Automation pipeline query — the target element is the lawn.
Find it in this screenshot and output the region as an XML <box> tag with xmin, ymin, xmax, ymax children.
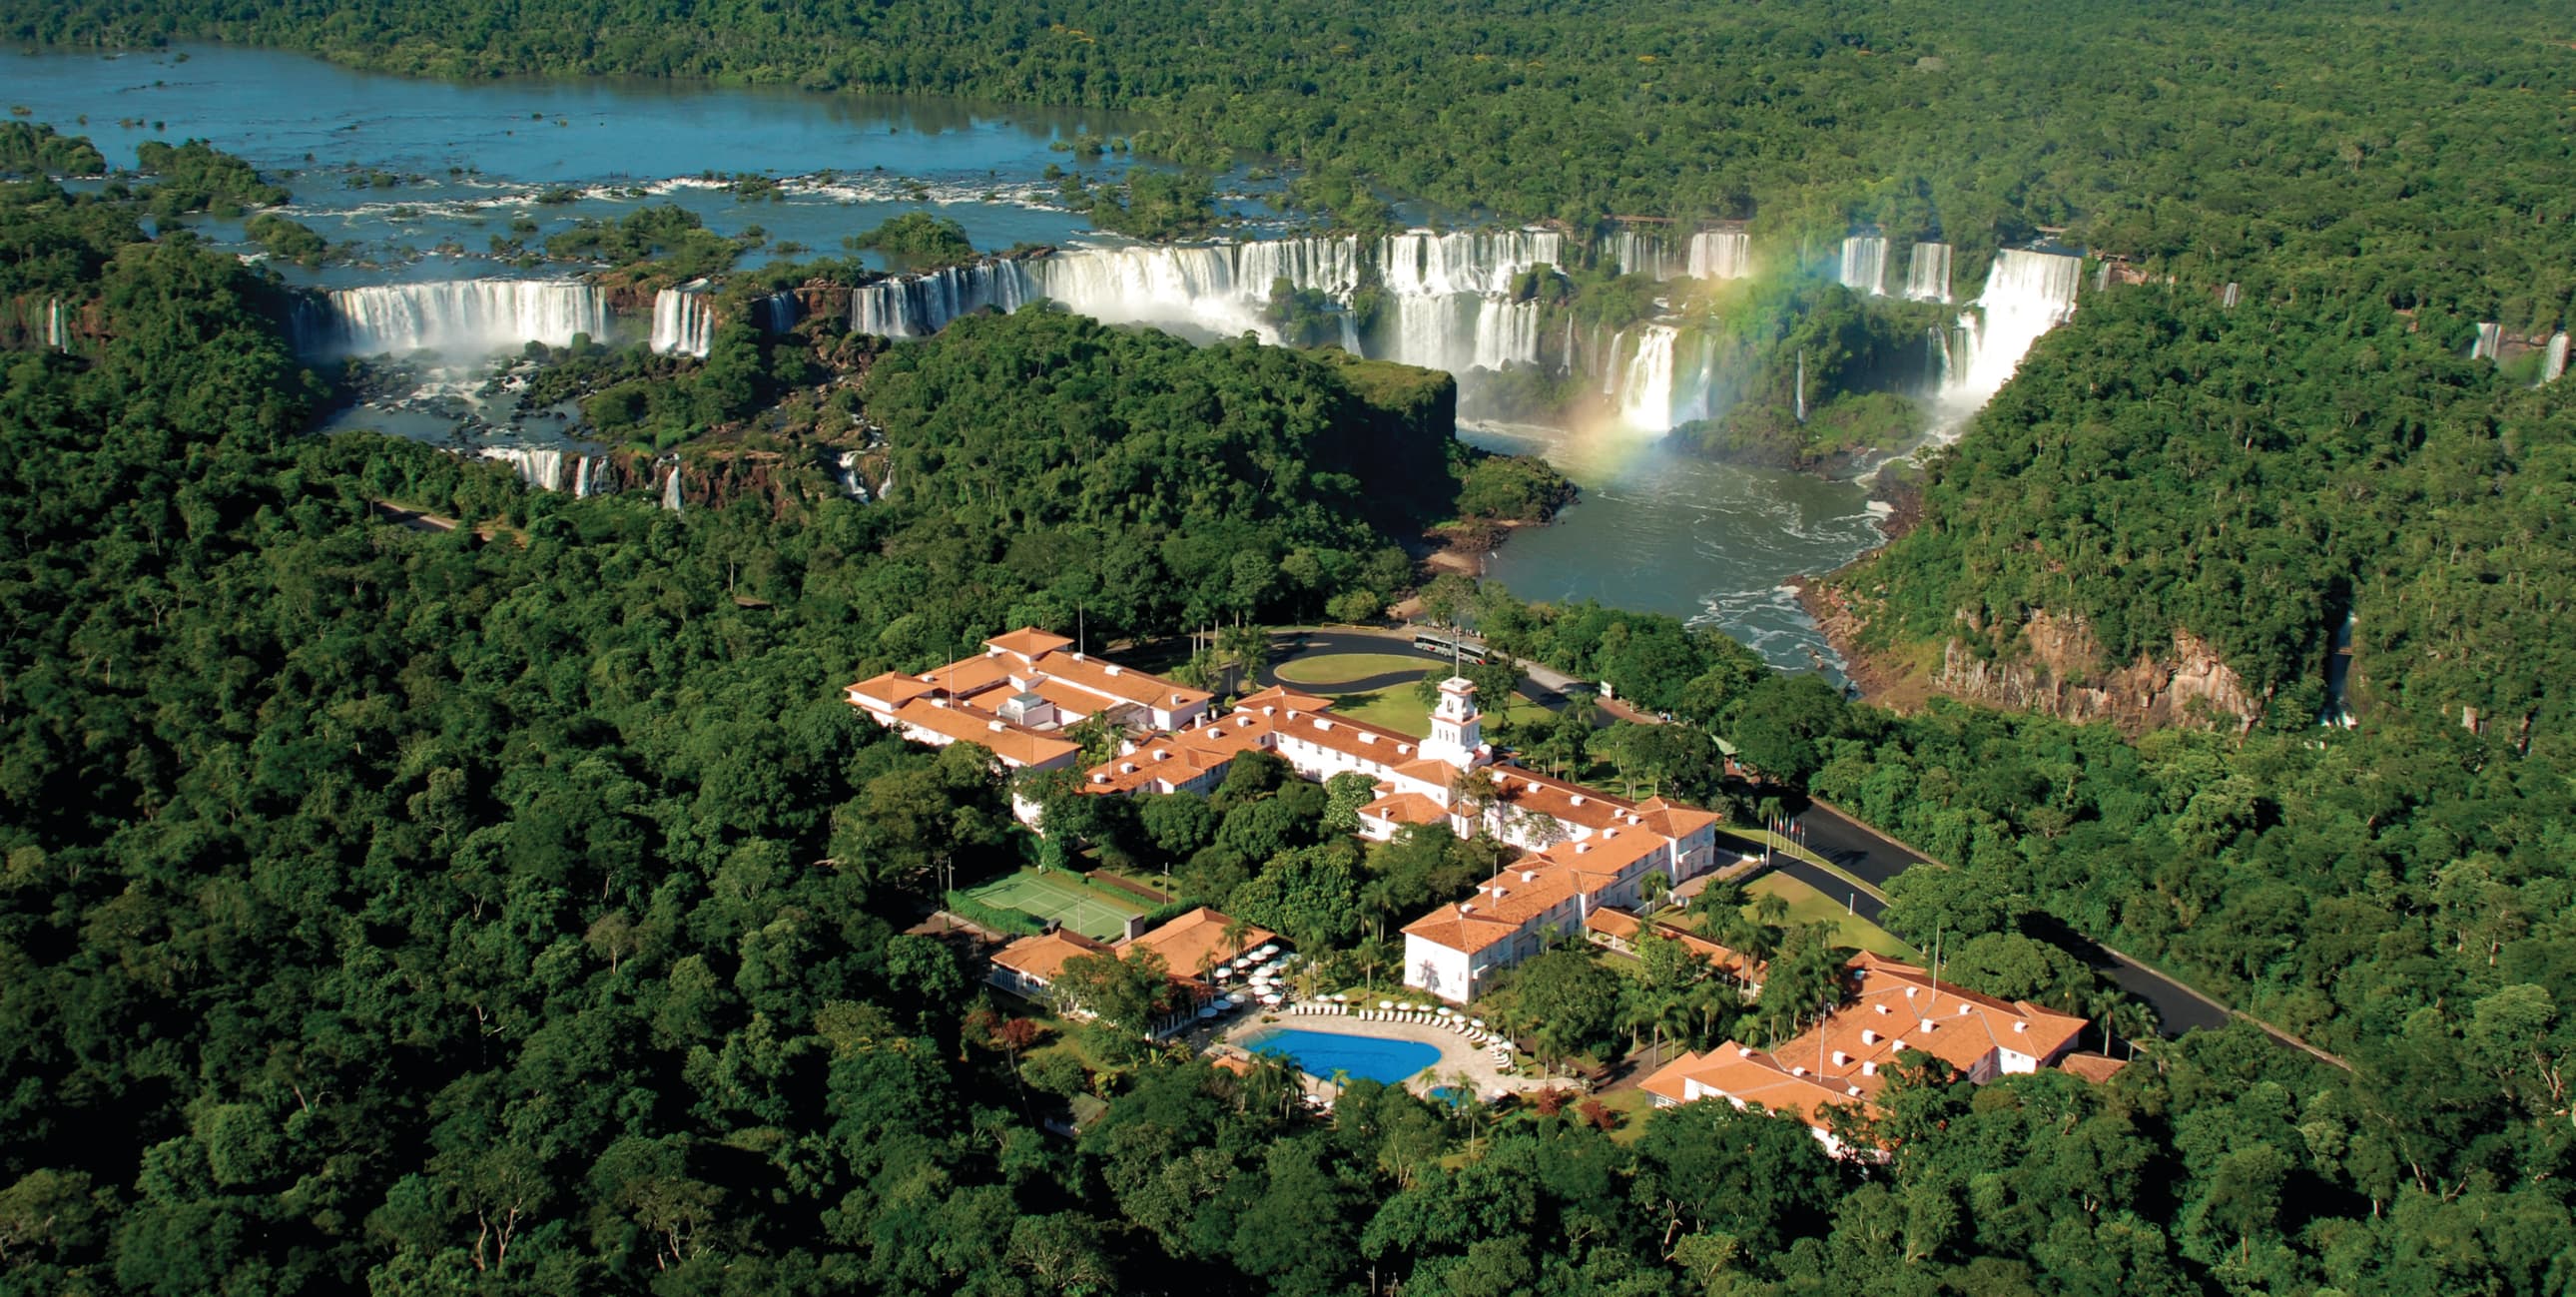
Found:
<box><xmin>962</xmin><ymin>868</ymin><xmax>1146</xmax><ymax>942</ymax></box>
<box><xmin>1744</xmin><ymin>872</ymin><xmax>1916</xmax><ymax>959</ymax></box>
<box><xmin>1272</xmin><ymin>653</ymin><xmax>1443</xmax><ymax>687</ymax></box>
<box><xmin>1327</xmin><ymin>686</ymin><xmax>1554</xmax><ymax>740</ymax></box>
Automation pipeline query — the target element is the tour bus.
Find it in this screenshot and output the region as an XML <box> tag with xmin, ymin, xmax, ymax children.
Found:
<box><xmin>1410</xmin><ymin>627</ymin><xmax>1487</xmax><ymax>666</ymax></box>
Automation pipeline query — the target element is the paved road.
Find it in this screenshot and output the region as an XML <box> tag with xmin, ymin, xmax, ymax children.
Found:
<box><xmin>1787</xmin><ymin>800</ymin><xmax>2230</xmax><ymax>1036</ymax></box>
<box><xmin>1269</xmin><ymin>627</ymin><xmax>2236</xmax><ymax>1039</ymax></box>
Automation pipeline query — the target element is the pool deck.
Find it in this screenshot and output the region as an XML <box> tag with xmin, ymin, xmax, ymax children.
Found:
<box><xmin>1210</xmin><ymin>1010</ymin><xmax>1561</xmax><ymax>1104</ymax></box>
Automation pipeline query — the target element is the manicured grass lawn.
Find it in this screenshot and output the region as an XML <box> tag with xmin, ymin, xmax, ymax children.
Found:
<box><xmin>1273</xmin><ymin>653</ymin><xmax>1441</xmax><ymax>686</ymax></box>
<box><xmin>1327</xmin><ymin>686</ymin><xmax>1553</xmax><ymax>739</ymax></box>
<box><xmin>1744</xmin><ymin>873</ymin><xmax>1917</xmax><ymax>959</ymax></box>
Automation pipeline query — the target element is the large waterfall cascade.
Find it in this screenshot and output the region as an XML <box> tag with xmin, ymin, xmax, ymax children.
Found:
<box><xmin>651</xmin><ymin>280</ymin><xmax>717</xmax><ymax>356</ymax></box>
<box><xmin>1601</xmin><ymin>231</ymin><xmax>1674</xmax><ymax>281</ymax></box>
<box><xmin>483</xmin><ymin>446</ymin><xmax>619</xmax><ymax>497</ymax></box>
<box><xmin>846</xmin><ymin>231</ymin><xmax>1557</xmax><ymax>377</ymax></box>
<box><xmin>1838</xmin><ymin>236</ymin><xmax>1889</xmax><ymax>297</ymax></box>
<box><xmin>303</xmin><ymin>280</ymin><xmax>610</xmax><ymax>356</ymax></box>
<box><xmin>661</xmin><ymin>459</ymin><xmax>683</xmax><ymax>512</ymax></box>
<box><xmin>1936</xmin><ymin>248</ymin><xmax>2085</xmax><ymax>423</ymax></box>
<box><xmin>2471</xmin><ymin>323</ymin><xmax>2503</xmax><ymax>361</ymax></box>
<box><xmin>1685</xmin><ymin>231</ymin><xmax>1753</xmax><ymax>282</ymax></box>
<box><xmin>2545</xmin><ymin>332</ymin><xmax>2570</xmax><ymax>384</ymax></box>
<box><xmin>1903</xmin><ymin>243</ymin><xmax>1953</xmax><ymax>305</ymax></box>
<box><xmin>851</xmin><ymin>260</ymin><xmax>1036</xmax><ymax>337</ymax></box>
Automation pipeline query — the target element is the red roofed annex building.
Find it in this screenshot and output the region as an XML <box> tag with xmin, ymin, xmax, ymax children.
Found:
<box><xmin>988</xmin><ymin>907</ymin><xmax>1278</xmax><ymax>1037</ymax></box>
<box><xmin>1638</xmin><ymin>952</ymin><xmax>2091</xmax><ymax>1157</ymax></box>
<box><xmin>846</xmin><ymin>628</ymin><xmax>1215</xmax><ymax>815</ymax></box>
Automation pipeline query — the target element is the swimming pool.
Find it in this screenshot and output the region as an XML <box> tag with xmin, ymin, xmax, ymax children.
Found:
<box><xmin>1243</xmin><ymin>1028</ymin><xmax>1443</xmax><ymax>1086</ymax></box>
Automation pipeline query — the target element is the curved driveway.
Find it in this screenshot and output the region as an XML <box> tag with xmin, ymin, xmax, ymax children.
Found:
<box><xmin>1267</xmin><ymin>626</ymin><xmax>2237</xmax><ymax>1039</ymax></box>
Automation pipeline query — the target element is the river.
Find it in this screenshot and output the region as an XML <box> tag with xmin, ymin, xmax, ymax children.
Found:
<box><xmin>9</xmin><ymin>44</ymin><xmax>1893</xmax><ymax>672</ymax></box>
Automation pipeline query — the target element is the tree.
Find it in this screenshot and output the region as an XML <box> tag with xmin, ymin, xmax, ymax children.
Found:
<box><xmin>1507</xmin><ymin>950</ymin><xmax>1620</xmax><ymax>1068</ymax></box>
<box><xmin>1054</xmin><ymin>948</ymin><xmax>1178</xmax><ymax>1034</ymax></box>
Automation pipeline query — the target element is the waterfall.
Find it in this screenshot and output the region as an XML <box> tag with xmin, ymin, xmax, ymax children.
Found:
<box><xmin>2545</xmin><ymin>332</ymin><xmax>2570</xmax><ymax>383</ymax></box>
<box><xmin>1031</xmin><ymin>244</ymin><xmax>1265</xmax><ymax>337</ymax></box>
<box><xmin>303</xmin><ymin>280</ymin><xmax>609</xmax><ymax>356</ymax></box>
<box><xmin>44</xmin><ymin>298</ymin><xmax>66</xmax><ymax>350</ymax></box>
<box><xmin>1686</xmin><ymin>231</ymin><xmax>1751</xmax><ymax>281</ymax></box>
<box><xmin>1601</xmin><ymin>231</ymin><xmax>1672</xmax><ymax>280</ymax></box>
<box><xmin>651</xmin><ymin>281</ymin><xmax>716</xmax><ymax>356</ymax></box>
<box><xmin>2471</xmin><ymin>323</ymin><xmax>2502</xmax><ymax>361</ymax></box>
<box><xmin>836</xmin><ymin>449</ymin><xmax>871</xmax><ymax>501</ymax></box>
<box><xmin>1562</xmin><ymin>315</ymin><xmax>1577</xmax><ymax>373</ymax></box>
<box><xmin>1234</xmin><ymin>236</ymin><xmax>1365</xmax><ymax>298</ymax></box>
<box><xmin>2222</xmin><ymin>283</ymin><xmax>2242</xmax><ymax>310</ymax></box>
<box><xmin>1470</xmin><ymin>301</ymin><xmax>1543</xmax><ymax>371</ymax></box>
<box><xmin>483</xmin><ymin>446</ymin><xmax>568</xmax><ymax>491</ymax></box>
<box><xmin>1670</xmin><ymin>332</ymin><xmax>1718</xmax><ymax>425</ymax></box>
<box><xmin>753</xmin><ymin>291</ymin><xmax>801</xmax><ymax>333</ymax></box>
<box><xmin>842</xmin><ymin>232</ymin><xmax>1555</xmax><ymax>380</ymax></box>
<box><xmin>851</xmin><ymin>262</ymin><xmax>1036</xmax><ymax>336</ymax></box>
<box><xmin>1838</xmin><ymin>236</ymin><xmax>1888</xmax><ymax>297</ymax></box>
<box><xmin>1379</xmin><ymin>229</ymin><xmax>1562</xmax><ymax>296</ymax></box>
<box><xmin>1903</xmin><ymin>244</ymin><xmax>1953</xmax><ymax>304</ymax></box>
<box><xmin>661</xmin><ymin>459</ymin><xmax>683</xmax><ymax>512</ymax></box>
<box><xmin>1612</xmin><ymin>326</ymin><xmax>1680</xmax><ymax>433</ymax></box>
<box><xmin>1936</xmin><ymin>249</ymin><xmax>2083</xmax><ymax>421</ymax></box>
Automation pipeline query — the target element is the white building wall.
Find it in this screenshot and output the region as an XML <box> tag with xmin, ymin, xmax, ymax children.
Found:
<box><xmin>1403</xmin><ymin>934</ymin><xmax>1476</xmax><ymax>1000</ymax></box>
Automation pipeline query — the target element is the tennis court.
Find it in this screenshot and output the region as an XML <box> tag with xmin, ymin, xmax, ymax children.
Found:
<box><xmin>965</xmin><ymin>869</ymin><xmax>1146</xmax><ymax>942</ymax></box>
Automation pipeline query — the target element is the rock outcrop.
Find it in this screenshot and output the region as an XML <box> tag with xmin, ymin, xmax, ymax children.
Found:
<box><xmin>1931</xmin><ymin>610</ymin><xmax>2263</xmax><ymax>732</ymax></box>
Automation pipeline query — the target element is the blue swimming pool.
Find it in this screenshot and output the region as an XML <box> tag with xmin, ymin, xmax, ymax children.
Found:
<box><xmin>1243</xmin><ymin>1028</ymin><xmax>1443</xmax><ymax>1086</ymax></box>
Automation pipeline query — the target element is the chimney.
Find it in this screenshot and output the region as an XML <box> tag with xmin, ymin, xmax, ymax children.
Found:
<box><xmin>2012</xmin><ymin>1021</ymin><xmax>2028</xmax><ymax>1033</ymax></box>
<box><xmin>1831</xmin><ymin>1050</ymin><xmax>1849</xmax><ymax>1065</ymax></box>
<box><xmin>1860</xmin><ymin>1060</ymin><xmax>1878</xmax><ymax>1076</ymax></box>
<box><xmin>1918</xmin><ymin>1018</ymin><xmax>1937</xmax><ymax>1032</ymax></box>
<box><xmin>1520</xmin><ymin>870</ymin><xmax>1539</xmax><ymax>883</ymax></box>
<box><xmin>1571</xmin><ymin>795</ymin><xmax>1586</xmax><ymax>807</ymax></box>
<box><xmin>1859</xmin><ymin>1029</ymin><xmax>1878</xmax><ymax>1044</ymax></box>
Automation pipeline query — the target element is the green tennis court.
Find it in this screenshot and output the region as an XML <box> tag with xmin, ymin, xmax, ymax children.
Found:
<box><xmin>966</xmin><ymin>869</ymin><xmax>1146</xmax><ymax>942</ymax></box>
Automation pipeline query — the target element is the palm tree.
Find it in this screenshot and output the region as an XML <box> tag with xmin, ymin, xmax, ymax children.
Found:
<box><xmin>1218</xmin><ymin>622</ymin><xmax>1270</xmax><ymax>696</ymax></box>
<box><xmin>1638</xmin><ymin>870</ymin><xmax>1671</xmax><ymax>916</ymax></box>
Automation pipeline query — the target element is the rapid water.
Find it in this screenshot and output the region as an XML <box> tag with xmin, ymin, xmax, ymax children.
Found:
<box><xmin>1463</xmin><ymin>422</ymin><xmax>1879</xmax><ymax>675</ymax></box>
<box><xmin>1903</xmin><ymin>243</ymin><xmax>1952</xmax><ymax>304</ymax></box>
<box><xmin>1929</xmin><ymin>249</ymin><xmax>2083</xmax><ymax>433</ymax></box>
<box><xmin>2545</xmin><ymin>332</ymin><xmax>2569</xmax><ymax>383</ymax></box>
<box><xmin>2472</xmin><ymin>323</ymin><xmax>2503</xmax><ymax>362</ymax></box>
<box><xmin>1838</xmin><ymin>236</ymin><xmax>1888</xmax><ymax>297</ymax></box>
<box><xmin>651</xmin><ymin>283</ymin><xmax>716</xmax><ymax>356</ymax></box>
<box><xmin>1686</xmin><ymin>231</ymin><xmax>1753</xmax><ymax>281</ymax></box>
<box><xmin>301</xmin><ymin>280</ymin><xmax>609</xmax><ymax>355</ymax></box>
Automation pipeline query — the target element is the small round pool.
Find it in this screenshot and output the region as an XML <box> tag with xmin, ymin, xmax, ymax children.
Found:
<box><xmin>1243</xmin><ymin>1027</ymin><xmax>1443</xmax><ymax>1086</ymax></box>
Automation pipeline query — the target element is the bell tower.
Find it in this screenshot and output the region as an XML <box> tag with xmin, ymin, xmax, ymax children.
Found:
<box><xmin>1421</xmin><ymin>676</ymin><xmax>1486</xmax><ymax>769</ymax></box>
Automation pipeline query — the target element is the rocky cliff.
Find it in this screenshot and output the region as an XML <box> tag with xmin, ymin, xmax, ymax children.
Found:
<box><xmin>1804</xmin><ymin>584</ymin><xmax>2266</xmax><ymax>733</ymax></box>
<box><xmin>1931</xmin><ymin>612</ymin><xmax>2263</xmax><ymax>732</ymax></box>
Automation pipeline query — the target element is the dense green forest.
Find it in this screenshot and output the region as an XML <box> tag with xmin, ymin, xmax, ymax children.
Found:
<box><xmin>7</xmin><ymin>145</ymin><xmax>2573</xmax><ymax>1297</ymax></box>
<box><xmin>7</xmin><ymin>0</ymin><xmax>2573</xmax><ymax>327</ymax></box>
<box><xmin>1845</xmin><ymin>281</ymin><xmax>2576</xmax><ymax>740</ymax></box>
